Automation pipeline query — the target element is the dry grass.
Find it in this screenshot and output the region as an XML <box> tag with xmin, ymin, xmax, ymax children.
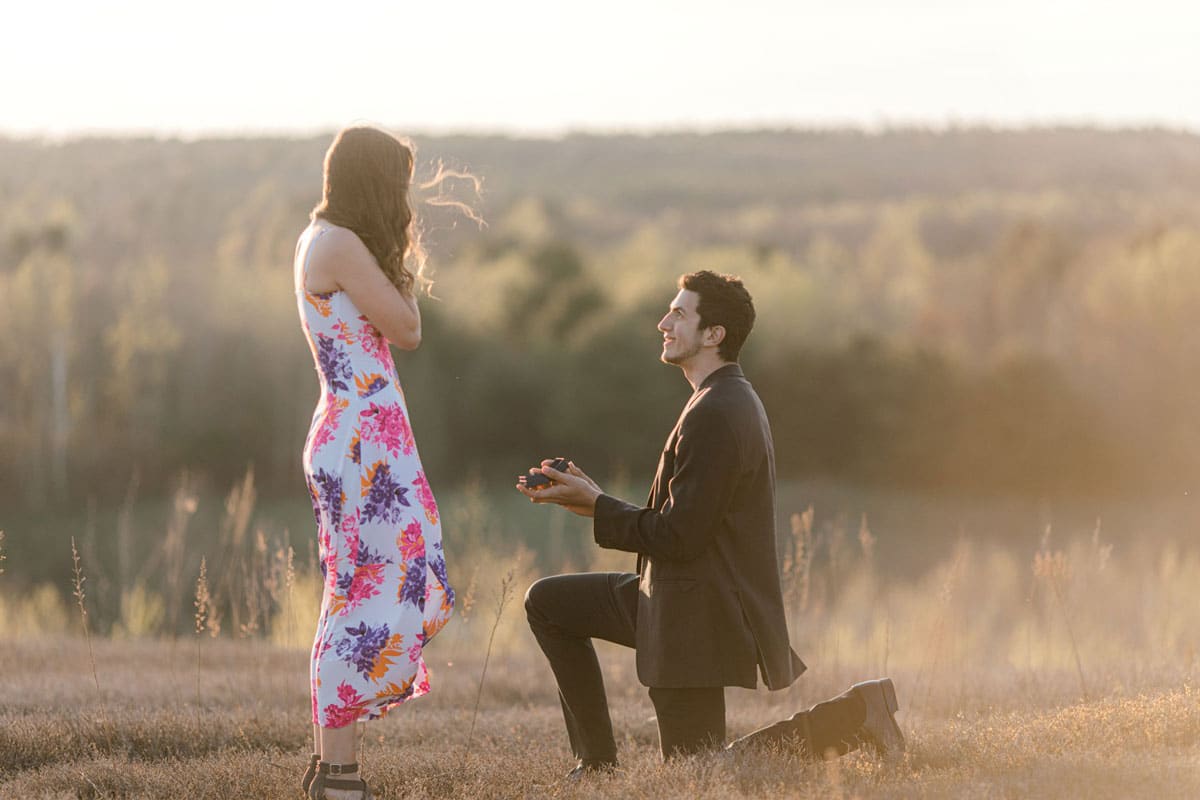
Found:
<box><xmin>4</xmin><ymin>492</ymin><xmax>1200</xmax><ymax>798</ymax></box>
<box><xmin>2</xmin><ymin>626</ymin><xmax>1199</xmax><ymax>799</ymax></box>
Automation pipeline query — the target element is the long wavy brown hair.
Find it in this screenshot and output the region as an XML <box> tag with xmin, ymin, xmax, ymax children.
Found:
<box><xmin>311</xmin><ymin>125</ymin><xmax>480</xmax><ymax>296</ymax></box>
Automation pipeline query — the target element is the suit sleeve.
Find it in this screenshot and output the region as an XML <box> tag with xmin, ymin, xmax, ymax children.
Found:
<box><xmin>593</xmin><ymin>402</ymin><xmax>739</xmax><ymax>562</ymax></box>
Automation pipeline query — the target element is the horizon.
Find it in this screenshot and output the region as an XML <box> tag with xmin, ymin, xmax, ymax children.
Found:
<box><xmin>5</xmin><ymin>118</ymin><xmax>1200</xmax><ymax>145</ymax></box>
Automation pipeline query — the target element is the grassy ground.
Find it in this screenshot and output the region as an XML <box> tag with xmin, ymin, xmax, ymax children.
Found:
<box><xmin>5</xmin><ymin>488</ymin><xmax>1200</xmax><ymax>798</ymax></box>
<box><xmin>3</xmin><ymin>633</ymin><xmax>1199</xmax><ymax>799</ymax></box>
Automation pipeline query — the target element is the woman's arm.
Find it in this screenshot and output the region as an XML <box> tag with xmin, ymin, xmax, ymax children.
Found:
<box><xmin>311</xmin><ymin>226</ymin><xmax>422</xmax><ymax>350</ymax></box>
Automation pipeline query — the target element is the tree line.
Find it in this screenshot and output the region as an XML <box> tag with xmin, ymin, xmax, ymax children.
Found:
<box><xmin>3</xmin><ymin>127</ymin><xmax>1199</xmax><ymax>515</ymax></box>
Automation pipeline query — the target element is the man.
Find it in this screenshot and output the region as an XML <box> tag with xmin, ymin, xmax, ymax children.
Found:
<box><xmin>516</xmin><ymin>271</ymin><xmax>903</xmax><ymax>777</ymax></box>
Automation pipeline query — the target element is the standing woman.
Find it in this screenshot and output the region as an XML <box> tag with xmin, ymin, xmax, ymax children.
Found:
<box><xmin>294</xmin><ymin>126</ymin><xmax>458</xmax><ymax>800</ymax></box>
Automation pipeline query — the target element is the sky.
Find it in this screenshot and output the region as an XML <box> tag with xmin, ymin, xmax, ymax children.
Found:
<box><xmin>4</xmin><ymin>0</ymin><xmax>1200</xmax><ymax>137</ymax></box>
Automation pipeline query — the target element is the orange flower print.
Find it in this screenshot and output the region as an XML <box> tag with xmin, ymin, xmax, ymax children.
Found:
<box><xmin>305</xmin><ymin>291</ymin><xmax>333</xmax><ymax>318</ymax></box>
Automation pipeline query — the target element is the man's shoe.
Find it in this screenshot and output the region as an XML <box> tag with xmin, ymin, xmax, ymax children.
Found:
<box><xmin>564</xmin><ymin>758</ymin><xmax>617</xmax><ymax>782</ymax></box>
<box><xmin>850</xmin><ymin>678</ymin><xmax>905</xmax><ymax>758</ymax></box>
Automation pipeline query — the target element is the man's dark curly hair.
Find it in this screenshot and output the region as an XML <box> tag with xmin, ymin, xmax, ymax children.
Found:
<box><xmin>678</xmin><ymin>270</ymin><xmax>756</xmax><ymax>362</ymax></box>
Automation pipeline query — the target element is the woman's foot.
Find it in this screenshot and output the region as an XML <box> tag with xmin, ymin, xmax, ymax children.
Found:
<box><xmin>309</xmin><ymin>763</ymin><xmax>372</xmax><ymax>800</ymax></box>
<box><xmin>322</xmin><ymin>778</ymin><xmax>365</xmax><ymax>800</ymax></box>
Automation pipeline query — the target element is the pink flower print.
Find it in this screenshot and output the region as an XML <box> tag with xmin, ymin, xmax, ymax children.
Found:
<box><xmin>407</xmin><ymin>642</ymin><xmax>423</xmax><ymax>663</ymax></box>
<box><xmin>333</xmin><ymin>320</ymin><xmax>358</xmax><ymax>345</ymax></box>
<box><xmin>317</xmin><ymin>528</ymin><xmax>337</xmax><ymax>587</ymax></box>
<box><xmin>343</xmin><ymin>566</ymin><xmax>383</xmax><ymax>612</ymax></box>
<box><xmin>412</xmin><ymin>472</ymin><xmax>439</xmax><ymax>525</ymax></box>
<box><xmin>340</xmin><ymin>508</ymin><xmax>360</xmax><ymax>540</ymax></box>
<box><xmin>359</xmin><ymin>401</ymin><xmax>414</xmax><ymax>457</ymax></box>
<box><xmin>313</xmin><ymin>633</ymin><xmax>335</xmax><ymax>662</ymax></box>
<box><xmin>359</xmin><ymin>319</ymin><xmax>392</xmax><ymax>364</ymax></box>
<box><xmin>398</xmin><ymin>519</ymin><xmax>425</xmax><ymax>561</ymax></box>
<box><xmin>336</xmin><ymin>538</ymin><xmax>393</xmax><ymax>614</ymax></box>
<box><xmin>311</xmin><ymin>395</ymin><xmax>347</xmax><ymax>455</ymax></box>
<box><xmin>322</xmin><ymin>681</ymin><xmax>369</xmax><ymax>728</ymax></box>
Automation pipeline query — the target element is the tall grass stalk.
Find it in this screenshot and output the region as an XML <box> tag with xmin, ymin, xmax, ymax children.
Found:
<box><xmin>213</xmin><ymin>466</ymin><xmax>256</xmax><ymax>636</ymax></box>
<box><xmin>448</xmin><ymin>565</ymin><xmax>480</xmax><ymax>666</ymax></box>
<box><xmin>466</xmin><ymin>567</ymin><xmax>516</xmax><ymax>752</ymax></box>
<box><xmin>70</xmin><ymin>536</ymin><xmax>101</xmax><ymax>697</ymax></box>
<box><xmin>1035</xmin><ymin>549</ymin><xmax>1089</xmax><ymax>701</ymax></box>
<box><xmin>194</xmin><ymin>557</ymin><xmax>211</xmax><ymax>708</ymax></box>
<box><xmin>912</xmin><ymin>541</ymin><xmax>967</xmax><ymax>719</ymax></box>
<box><xmin>163</xmin><ymin>473</ymin><xmax>198</xmax><ymax>635</ymax></box>
<box><xmin>285</xmin><ymin>544</ymin><xmax>296</xmax><ymax>649</ymax></box>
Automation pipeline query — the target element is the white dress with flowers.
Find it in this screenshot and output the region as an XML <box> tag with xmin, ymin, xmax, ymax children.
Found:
<box><xmin>295</xmin><ymin>222</ymin><xmax>454</xmax><ymax>728</ymax></box>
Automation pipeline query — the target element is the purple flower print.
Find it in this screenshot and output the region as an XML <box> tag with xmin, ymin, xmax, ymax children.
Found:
<box><xmin>360</xmin><ymin>461</ymin><xmax>410</xmax><ymax>524</ymax></box>
<box><xmin>430</xmin><ymin>555</ymin><xmax>452</xmax><ymax>599</ymax></box>
<box><xmin>350</xmin><ymin>433</ymin><xmax>361</xmax><ymax>465</ymax></box>
<box><xmin>359</xmin><ymin>401</ymin><xmax>415</xmax><ymax>457</ymax></box>
<box><xmin>398</xmin><ymin>556</ymin><xmax>427</xmax><ymax>609</ymax></box>
<box><xmin>355</xmin><ymin>373</ymin><xmax>389</xmax><ymax>399</ymax></box>
<box><xmin>316</xmin><ymin>333</ymin><xmax>353</xmax><ymax>394</ymax></box>
<box><xmin>335</xmin><ymin>621</ymin><xmax>392</xmax><ymax>679</ymax></box>
<box><xmin>311</xmin><ymin>468</ymin><xmax>345</xmax><ymax>534</ymax></box>
<box><xmin>356</xmin><ymin>539</ymin><xmax>393</xmax><ymax>568</ymax></box>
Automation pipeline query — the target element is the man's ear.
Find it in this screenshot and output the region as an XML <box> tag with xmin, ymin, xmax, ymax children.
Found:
<box><xmin>704</xmin><ymin>325</ymin><xmax>726</xmax><ymax>348</ymax></box>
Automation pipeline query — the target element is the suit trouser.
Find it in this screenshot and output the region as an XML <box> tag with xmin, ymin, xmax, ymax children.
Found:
<box><xmin>524</xmin><ymin>572</ymin><xmax>865</xmax><ymax>763</ymax></box>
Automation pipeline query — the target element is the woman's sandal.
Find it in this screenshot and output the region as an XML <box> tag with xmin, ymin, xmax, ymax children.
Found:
<box><xmin>301</xmin><ymin>753</ymin><xmax>322</xmax><ymax>794</ymax></box>
<box><xmin>308</xmin><ymin>762</ymin><xmax>373</xmax><ymax>800</ymax></box>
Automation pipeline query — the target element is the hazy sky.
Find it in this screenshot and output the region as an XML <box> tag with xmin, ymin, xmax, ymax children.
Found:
<box><xmin>6</xmin><ymin>0</ymin><xmax>1199</xmax><ymax>136</ymax></box>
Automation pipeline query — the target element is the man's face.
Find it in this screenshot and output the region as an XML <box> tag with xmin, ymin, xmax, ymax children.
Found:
<box><xmin>658</xmin><ymin>289</ymin><xmax>705</xmax><ymax>365</ymax></box>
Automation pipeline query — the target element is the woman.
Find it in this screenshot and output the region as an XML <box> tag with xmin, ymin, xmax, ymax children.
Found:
<box><xmin>294</xmin><ymin>126</ymin><xmax>460</xmax><ymax>800</ymax></box>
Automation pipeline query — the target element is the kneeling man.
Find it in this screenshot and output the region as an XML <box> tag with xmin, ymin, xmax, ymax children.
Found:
<box><xmin>517</xmin><ymin>271</ymin><xmax>903</xmax><ymax>777</ymax></box>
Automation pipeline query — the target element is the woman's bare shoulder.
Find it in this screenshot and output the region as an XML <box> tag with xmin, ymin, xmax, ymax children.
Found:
<box><xmin>306</xmin><ymin>222</ymin><xmax>382</xmax><ymax>292</ymax></box>
<box><xmin>311</xmin><ymin>222</ymin><xmax>374</xmax><ymax>266</ymax></box>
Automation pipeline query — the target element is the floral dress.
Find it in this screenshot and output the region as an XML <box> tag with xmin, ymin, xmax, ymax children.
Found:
<box><xmin>295</xmin><ymin>222</ymin><xmax>454</xmax><ymax>728</ymax></box>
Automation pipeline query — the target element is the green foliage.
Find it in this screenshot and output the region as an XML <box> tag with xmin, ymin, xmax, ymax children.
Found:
<box><xmin>2</xmin><ymin>128</ymin><xmax>1198</xmax><ymax>515</ymax></box>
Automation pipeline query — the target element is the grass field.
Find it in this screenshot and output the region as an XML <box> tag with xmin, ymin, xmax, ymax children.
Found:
<box><xmin>3</xmin><ymin>487</ymin><xmax>1200</xmax><ymax>798</ymax></box>
<box><xmin>3</xmin><ymin>579</ymin><xmax>1199</xmax><ymax>798</ymax></box>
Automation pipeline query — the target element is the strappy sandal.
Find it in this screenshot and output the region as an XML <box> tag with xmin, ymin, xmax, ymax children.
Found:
<box><xmin>301</xmin><ymin>753</ymin><xmax>322</xmax><ymax>794</ymax></box>
<box><xmin>308</xmin><ymin>762</ymin><xmax>373</xmax><ymax>799</ymax></box>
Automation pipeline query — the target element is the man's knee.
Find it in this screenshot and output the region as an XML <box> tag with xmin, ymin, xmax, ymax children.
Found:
<box><xmin>524</xmin><ymin>575</ymin><xmax>555</xmax><ymax>627</ymax></box>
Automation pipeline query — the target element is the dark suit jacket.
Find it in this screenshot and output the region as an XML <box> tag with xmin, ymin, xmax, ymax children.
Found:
<box><xmin>593</xmin><ymin>363</ymin><xmax>805</xmax><ymax>690</ymax></box>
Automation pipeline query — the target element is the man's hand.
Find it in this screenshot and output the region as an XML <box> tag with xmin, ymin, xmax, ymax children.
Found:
<box><xmin>515</xmin><ymin>460</ymin><xmax>603</xmax><ymax>518</ymax></box>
